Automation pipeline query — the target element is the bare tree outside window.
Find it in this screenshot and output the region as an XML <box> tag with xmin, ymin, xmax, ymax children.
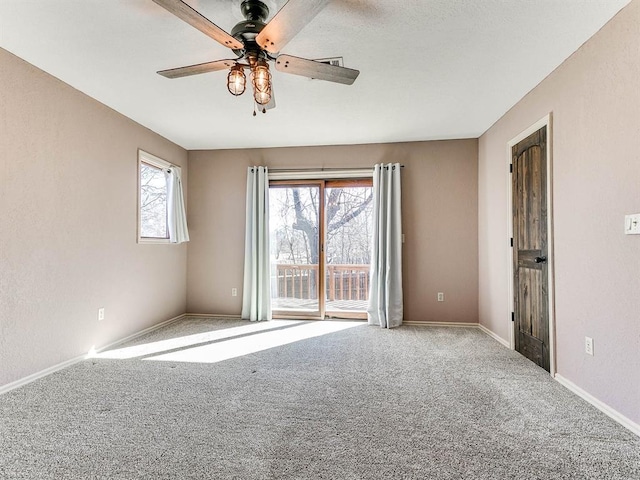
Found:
<box><xmin>325</xmin><ymin>187</ymin><xmax>373</xmax><ymax>266</ymax></box>
<box><xmin>140</xmin><ymin>162</ymin><xmax>168</xmax><ymax>238</ymax></box>
<box><xmin>270</xmin><ymin>186</ymin><xmax>372</xmax><ymax>266</ymax></box>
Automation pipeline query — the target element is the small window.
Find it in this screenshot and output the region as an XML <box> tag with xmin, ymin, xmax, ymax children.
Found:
<box><xmin>138</xmin><ymin>150</ymin><xmax>172</xmax><ymax>242</ymax></box>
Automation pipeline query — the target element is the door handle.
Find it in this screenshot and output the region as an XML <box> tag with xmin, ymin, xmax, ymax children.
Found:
<box><xmin>534</xmin><ymin>256</ymin><xmax>547</xmax><ymax>264</ymax></box>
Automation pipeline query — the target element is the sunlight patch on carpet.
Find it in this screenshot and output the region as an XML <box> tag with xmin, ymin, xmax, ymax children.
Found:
<box><xmin>93</xmin><ymin>320</ymin><xmax>305</xmax><ymax>360</ymax></box>
<box><xmin>143</xmin><ymin>320</ymin><xmax>363</xmax><ymax>364</ymax></box>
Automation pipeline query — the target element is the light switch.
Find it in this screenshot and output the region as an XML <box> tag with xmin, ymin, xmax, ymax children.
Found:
<box><xmin>625</xmin><ymin>214</ymin><xmax>640</xmax><ymax>235</ymax></box>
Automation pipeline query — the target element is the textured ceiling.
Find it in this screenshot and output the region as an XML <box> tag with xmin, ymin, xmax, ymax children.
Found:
<box><xmin>0</xmin><ymin>0</ymin><xmax>631</xmax><ymax>150</ymax></box>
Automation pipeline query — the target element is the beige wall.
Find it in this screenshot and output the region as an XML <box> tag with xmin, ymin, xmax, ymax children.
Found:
<box><xmin>0</xmin><ymin>48</ymin><xmax>188</xmax><ymax>387</ymax></box>
<box><xmin>478</xmin><ymin>0</ymin><xmax>640</xmax><ymax>424</ymax></box>
<box><xmin>187</xmin><ymin>140</ymin><xmax>478</xmax><ymax>323</ymax></box>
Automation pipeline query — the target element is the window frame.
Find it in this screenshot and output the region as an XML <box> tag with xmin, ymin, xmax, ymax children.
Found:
<box><xmin>137</xmin><ymin>149</ymin><xmax>175</xmax><ymax>244</ymax></box>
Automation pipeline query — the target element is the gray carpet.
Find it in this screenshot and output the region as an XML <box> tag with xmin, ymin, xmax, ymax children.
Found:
<box><xmin>0</xmin><ymin>317</ymin><xmax>638</xmax><ymax>479</ymax></box>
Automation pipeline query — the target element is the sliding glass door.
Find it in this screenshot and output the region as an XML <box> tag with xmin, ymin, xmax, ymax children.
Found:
<box><xmin>269</xmin><ymin>179</ymin><xmax>372</xmax><ymax>319</ymax></box>
<box><xmin>324</xmin><ymin>180</ymin><xmax>373</xmax><ymax>319</ymax></box>
<box><xmin>269</xmin><ymin>183</ymin><xmax>323</xmax><ymax>317</ymax></box>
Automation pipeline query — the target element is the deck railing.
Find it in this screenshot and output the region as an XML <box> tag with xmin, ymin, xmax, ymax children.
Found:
<box><xmin>274</xmin><ymin>264</ymin><xmax>370</xmax><ymax>301</ymax></box>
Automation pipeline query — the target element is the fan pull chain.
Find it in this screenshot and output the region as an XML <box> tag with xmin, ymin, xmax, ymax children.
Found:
<box><xmin>252</xmin><ymin>103</ymin><xmax>268</xmax><ymax>116</ymax></box>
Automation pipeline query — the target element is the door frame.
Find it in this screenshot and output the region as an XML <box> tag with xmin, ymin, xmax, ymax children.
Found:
<box><xmin>506</xmin><ymin>113</ymin><xmax>557</xmax><ymax>376</ymax></box>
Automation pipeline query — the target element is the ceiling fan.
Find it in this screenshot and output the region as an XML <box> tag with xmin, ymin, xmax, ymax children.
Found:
<box><xmin>152</xmin><ymin>0</ymin><xmax>360</xmax><ymax>113</ymax></box>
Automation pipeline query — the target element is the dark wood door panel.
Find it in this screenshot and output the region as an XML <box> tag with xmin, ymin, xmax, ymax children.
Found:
<box><xmin>518</xmin><ymin>331</ymin><xmax>548</xmax><ymax>370</ymax></box>
<box><xmin>514</xmin><ymin>145</ymin><xmax>544</xmax><ymax>251</ymax></box>
<box><xmin>518</xmin><ymin>249</ymin><xmax>545</xmax><ymax>267</ymax></box>
<box><xmin>517</xmin><ymin>267</ymin><xmax>545</xmax><ymax>339</ymax></box>
<box><xmin>512</xmin><ymin>126</ymin><xmax>550</xmax><ymax>372</ymax></box>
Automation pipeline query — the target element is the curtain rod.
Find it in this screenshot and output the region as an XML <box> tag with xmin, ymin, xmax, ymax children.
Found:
<box><xmin>268</xmin><ymin>165</ymin><xmax>405</xmax><ymax>173</ymax></box>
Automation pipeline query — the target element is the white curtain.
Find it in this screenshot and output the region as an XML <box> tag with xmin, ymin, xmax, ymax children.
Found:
<box><xmin>166</xmin><ymin>167</ymin><xmax>190</xmax><ymax>243</ymax></box>
<box><xmin>241</xmin><ymin>166</ymin><xmax>272</xmax><ymax>321</ymax></box>
<box><xmin>367</xmin><ymin>163</ymin><xmax>403</xmax><ymax>328</ymax></box>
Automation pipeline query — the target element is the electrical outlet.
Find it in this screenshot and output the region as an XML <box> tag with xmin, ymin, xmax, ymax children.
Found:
<box><xmin>437</xmin><ymin>292</ymin><xmax>444</xmax><ymax>302</ymax></box>
<box><xmin>231</xmin><ymin>288</ymin><xmax>238</xmax><ymax>297</ymax></box>
<box><xmin>585</xmin><ymin>336</ymin><xmax>593</xmax><ymax>356</ymax></box>
<box><xmin>98</xmin><ymin>308</ymin><xmax>105</xmax><ymax>321</ymax></box>
<box><xmin>625</xmin><ymin>213</ymin><xmax>640</xmax><ymax>234</ymax></box>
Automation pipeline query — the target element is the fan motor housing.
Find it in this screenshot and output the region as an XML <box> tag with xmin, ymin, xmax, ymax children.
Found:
<box><xmin>231</xmin><ymin>0</ymin><xmax>273</xmax><ymax>59</ymax></box>
<box><xmin>231</xmin><ymin>20</ymin><xmax>270</xmax><ymax>58</ymax></box>
<box><xmin>241</xmin><ymin>0</ymin><xmax>269</xmax><ymax>22</ymax></box>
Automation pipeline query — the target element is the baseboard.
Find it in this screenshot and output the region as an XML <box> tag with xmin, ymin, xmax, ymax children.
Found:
<box><xmin>477</xmin><ymin>324</ymin><xmax>510</xmax><ymax>348</ymax></box>
<box><xmin>0</xmin><ymin>352</ymin><xmax>89</xmax><ymax>396</ymax></box>
<box><xmin>185</xmin><ymin>313</ymin><xmax>242</xmax><ymax>319</ymax></box>
<box><xmin>555</xmin><ymin>373</ymin><xmax>640</xmax><ymax>438</ymax></box>
<box><xmin>0</xmin><ymin>313</ymin><xmax>187</xmax><ymax>396</ymax></box>
<box><xmin>94</xmin><ymin>313</ymin><xmax>186</xmax><ymax>354</ymax></box>
<box><xmin>406</xmin><ymin>322</ymin><xmax>512</xmax><ymax>350</ymax></box>
<box><xmin>403</xmin><ymin>321</ymin><xmax>478</xmax><ymax>328</ymax></box>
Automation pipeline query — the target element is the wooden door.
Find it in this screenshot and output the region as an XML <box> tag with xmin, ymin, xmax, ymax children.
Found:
<box><xmin>512</xmin><ymin>126</ymin><xmax>550</xmax><ymax>371</ymax></box>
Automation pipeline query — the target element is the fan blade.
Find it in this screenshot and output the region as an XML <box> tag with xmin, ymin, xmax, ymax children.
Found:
<box><xmin>158</xmin><ymin>59</ymin><xmax>236</xmax><ymax>79</ymax></box>
<box><xmin>256</xmin><ymin>0</ymin><xmax>329</xmax><ymax>53</ymax></box>
<box><xmin>275</xmin><ymin>55</ymin><xmax>359</xmax><ymax>85</ymax></box>
<box><xmin>265</xmin><ymin>86</ymin><xmax>276</xmax><ymax>110</ymax></box>
<box><xmin>152</xmin><ymin>0</ymin><xmax>243</xmax><ymax>50</ymax></box>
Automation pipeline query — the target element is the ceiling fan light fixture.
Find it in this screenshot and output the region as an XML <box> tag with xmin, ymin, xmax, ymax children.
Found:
<box><xmin>154</xmin><ymin>0</ymin><xmax>360</xmax><ymax>111</ymax></box>
<box><xmin>227</xmin><ymin>64</ymin><xmax>246</xmax><ymax>96</ymax></box>
<box><xmin>251</xmin><ymin>60</ymin><xmax>272</xmax><ymax>105</ymax></box>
